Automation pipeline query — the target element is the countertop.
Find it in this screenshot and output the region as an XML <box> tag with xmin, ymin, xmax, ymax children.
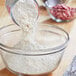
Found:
<box><xmin>0</xmin><ymin>0</ymin><xmax>76</xmax><ymax>76</ymax></box>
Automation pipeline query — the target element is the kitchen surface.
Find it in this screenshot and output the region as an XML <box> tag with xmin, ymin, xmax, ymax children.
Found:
<box><xmin>0</xmin><ymin>0</ymin><xmax>76</xmax><ymax>76</ymax></box>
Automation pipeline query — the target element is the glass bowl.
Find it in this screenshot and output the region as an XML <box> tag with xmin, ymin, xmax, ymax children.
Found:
<box><xmin>45</xmin><ymin>6</ymin><xmax>71</xmax><ymax>22</ymax></box>
<box><xmin>0</xmin><ymin>24</ymin><xmax>69</xmax><ymax>76</ymax></box>
<box><xmin>45</xmin><ymin>0</ymin><xmax>76</xmax><ymax>22</ymax></box>
<box><xmin>5</xmin><ymin>0</ymin><xmax>39</xmax><ymax>26</ymax></box>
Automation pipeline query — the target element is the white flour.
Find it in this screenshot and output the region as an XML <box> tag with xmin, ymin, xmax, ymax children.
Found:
<box><xmin>2</xmin><ymin>29</ymin><xmax>66</xmax><ymax>74</ymax></box>
<box><xmin>2</xmin><ymin>0</ymin><xmax>66</xmax><ymax>75</ymax></box>
<box><xmin>3</xmin><ymin>49</ymin><xmax>63</xmax><ymax>74</ymax></box>
<box><xmin>11</xmin><ymin>0</ymin><xmax>40</xmax><ymax>50</ymax></box>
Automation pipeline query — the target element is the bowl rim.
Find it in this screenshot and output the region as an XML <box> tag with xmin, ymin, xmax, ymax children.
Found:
<box><xmin>0</xmin><ymin>24</ymin><xmax>69</xmax><ymax>56</ymax></box>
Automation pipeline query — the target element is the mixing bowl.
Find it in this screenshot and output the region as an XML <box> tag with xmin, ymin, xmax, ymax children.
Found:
<box><xmin>0</xmin><ymin>24</ymin><xmax>69</xmax><ymax>76</ymax></box>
